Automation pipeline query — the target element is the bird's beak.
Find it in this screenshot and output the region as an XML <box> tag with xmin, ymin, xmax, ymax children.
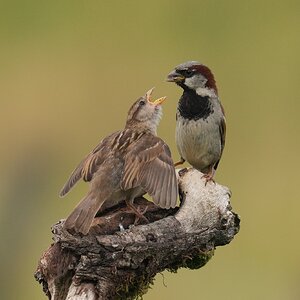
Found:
<box><xmin>145</xmin><ymin>87</ymin><xmax>166</xmax><ymax>106</ymax></box>
<box><xmin>166</xmin><ymin>70</ymin><xmax>185</xmax><ymax>83</ymax></box>
<box><xmin>152</xmin><ymin>96</ymin><xmax>166</xmax><ymax>106</ymax></box>
<box><xmin>145</xmin><ymin>87</ymin><xmax>155</xmax><ymax>100</ymax></box>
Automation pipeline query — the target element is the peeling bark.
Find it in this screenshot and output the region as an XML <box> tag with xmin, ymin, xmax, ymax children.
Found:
<box><xmin>35</xmin><ymin>168</ymin><xmax>240</xmax><ymax>300</ymax></box>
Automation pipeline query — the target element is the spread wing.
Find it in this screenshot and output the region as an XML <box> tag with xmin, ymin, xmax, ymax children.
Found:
<box><xmin>59</xmin><ymin>131</ymin><xmax>120</xmax><ymax>197</ymax></box>
<box><xmin>121</xmin><ymin>134</ymin><xmax>178</xmax><ymax>209</ymax></box>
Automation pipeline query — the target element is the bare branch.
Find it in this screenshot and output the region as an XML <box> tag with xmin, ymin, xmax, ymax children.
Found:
<box><xmin>35</xmin><ymin>168</ymin><xmax>240</xmax><ymax>300</ymax></box>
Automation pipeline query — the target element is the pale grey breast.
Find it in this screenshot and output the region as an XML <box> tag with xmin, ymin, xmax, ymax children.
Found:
<box><xmin>176</xmin><ymin>110</ymin><xmax>222</xmax><ymax>171</ymax></box>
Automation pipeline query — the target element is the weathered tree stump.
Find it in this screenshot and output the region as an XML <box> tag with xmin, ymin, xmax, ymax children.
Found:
<box><xmin>35</xmin><ymin>168</ymin><xmax>240</xmax><ymax>299</ymax></box>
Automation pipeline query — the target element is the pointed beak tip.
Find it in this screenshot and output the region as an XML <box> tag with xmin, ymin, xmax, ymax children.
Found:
<box><xmin>146</xmin><ymin>87</ymin><xmax>155</xmax><ymax>96</ymax></box>
<box><xmin>152</xmin><ymin>96</ymin><xmax>167</xmax><ymax>106</ymax></box>
<box><xmin>166</xmin><ymin>72</ymin><xmax>175</xmax><ymax>82</ymax></box>
<box><xmin>166</xmin><ymin>72</ymin><xmax>184</xmax><ymax>83</ymax></box>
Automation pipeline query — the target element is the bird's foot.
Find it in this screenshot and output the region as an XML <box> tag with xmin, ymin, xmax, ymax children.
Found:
<box><xmin>178</xmin><ymin>168</ymin><xmax>188</xmax><ymax>177</ymax></box>
<box><xmin>174</xmin><ymin>157</ymin><xmax>185</xmax><ymax>167</ymax></box>
<box><xmin>125</xmin><ymin>199</ymin><xmax>149</xmax><ymax>224</ymax></box>
<box><xmin>133</xmin><ymin>206</ymin><xmax>149</xmax><ymax>225</ymax></box>
<box><xmin>201</xmin><ymin>173</ymin><xmax>216</xmax><ymax>186</ymax></box>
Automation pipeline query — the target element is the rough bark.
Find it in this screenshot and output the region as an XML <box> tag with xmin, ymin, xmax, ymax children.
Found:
<box><xmin>35</xmin><ymin>168</ymin><xmax>240</xmax><ymax>300</ymax></box>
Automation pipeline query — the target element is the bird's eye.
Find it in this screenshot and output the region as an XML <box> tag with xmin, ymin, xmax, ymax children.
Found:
<box><xmin>184</xmin><ymin>69</ymin><xmax>194</xmax><ymax>77</ymax></box>
<box><xmin>139</xmin><ymin>100</ymin><xmax>146</xmax><ymax>106</ymax></box>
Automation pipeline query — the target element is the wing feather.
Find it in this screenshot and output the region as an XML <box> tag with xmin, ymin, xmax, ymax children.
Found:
<box><xmin>214</xmin><ymin>115</ymin><xmax>226</xmax><ymax>172</ymax></box>
<box><xmin>121</xmin><ymin>135</ymin><xmax>178</xmax><ymax>208</ymax></box>
<box><xmin>220</xmin><ymin>115</ymin><xmax>226</xmax><ymax>155</ymax></box>
<box><xmin>59</xmin><ymin>131</ymin><xmax>121</xmax><ymax>197</ymax></box>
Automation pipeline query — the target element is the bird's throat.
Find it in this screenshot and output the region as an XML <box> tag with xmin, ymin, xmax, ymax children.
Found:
<box><xmin>178</xmin><ymin>90</ymin><xmax>213</xmax><ymax>121</ymax></box>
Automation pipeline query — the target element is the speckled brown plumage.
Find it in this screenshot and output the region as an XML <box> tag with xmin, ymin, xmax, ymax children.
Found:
<box><xmin>60</xmin><ymin>89</ymin><xmax>178</xmax><ymax>235</ymax></box>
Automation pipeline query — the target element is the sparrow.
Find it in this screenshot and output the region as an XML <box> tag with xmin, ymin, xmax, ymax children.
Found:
<box><xmin>167</xmin><ymin>61</ymin><xmax>226</xmax><ymax>183</ymax></box>
<box><xmin>59</xmin><ymin>88</ymin><xmax>178</xmax><ymax>235</ymax></box>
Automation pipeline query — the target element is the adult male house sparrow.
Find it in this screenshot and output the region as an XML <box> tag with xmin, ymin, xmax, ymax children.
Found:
<box><xmin>59</xmin><ymin>88</ymin><xmax>178</xmax><ymax>235</ymax></box>
<box><xmin>167</xmin><ymin>61</ymin><xmax>226</xmax><ymax>183</ymax></box>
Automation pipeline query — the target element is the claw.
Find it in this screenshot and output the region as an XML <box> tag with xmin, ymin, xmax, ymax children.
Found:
<box><xmin>125</xmin><ymin>199</ymin><xmax>149</xmax><ymax>225</ymax></box>
<box><xmin>133</xmin><ymin>206</ymin><xmax>149</xmax><ymax>225</ymax></box>
<box><xmin>178</xmin><ymin>168</ymin><xmax>188</xmax><ymax>177</ymax></box>
<box><xmin>201</xmin><ymin>173</ymin><xmax>216</xmax><ymax>186</ymax></box>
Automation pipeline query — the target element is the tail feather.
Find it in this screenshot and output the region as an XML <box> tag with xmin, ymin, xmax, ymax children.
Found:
<box><xmin>63</xmin><ymin>193</ymin><xmax>104</xmax><ymax>235</ymax></box>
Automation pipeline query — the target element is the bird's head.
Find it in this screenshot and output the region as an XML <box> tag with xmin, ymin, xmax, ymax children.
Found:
<box><xmin>126</xmin><ymin>88</ymin><xmax>166</xmax><ymax>134</ymax></box>
<box><xmin>167</xmin><ymin>61</ymin><xmax>218</xmax><ymax>96</ymax></box>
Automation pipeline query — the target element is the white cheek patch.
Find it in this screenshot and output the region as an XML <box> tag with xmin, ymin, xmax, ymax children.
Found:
<box><xmin>184</xmin><ymin>75</ymin><xmax>217</xmax><ymax>98</ymax></box>
<box><xmin>196</xmin><ymin>87</ymin><xmax>216</xmax><ymax>98</ymax></box>
<box><xmin>184</xmin><ymin>77</ymin><xmax>199</xmax><ymax>90</ymax></box>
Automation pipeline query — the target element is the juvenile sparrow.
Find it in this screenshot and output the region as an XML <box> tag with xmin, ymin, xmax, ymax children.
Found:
<box><xmin>167</xmin><ymin>61</ymin><xmax>226</xmax><ymax>182</ymax></box>
<box><xmin>60</xmin><ymin>88</ymin><xmax>178</xmax><ymax>235</ymax></box>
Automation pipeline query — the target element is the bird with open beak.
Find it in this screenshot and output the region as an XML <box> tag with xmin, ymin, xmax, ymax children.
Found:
<box><xmin>167</xmin><ymin>61</ymin><xmax>226</xmax><ymax>183</ymax></box>
<box><xmin>60</xmin><ymin>88</ymin><xmax>178</xmax><ymax>235</ymax></box>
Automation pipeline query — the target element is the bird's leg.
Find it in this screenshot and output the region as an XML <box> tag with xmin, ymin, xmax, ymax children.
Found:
<box><xmin>174</xmin><ymin>157</ymin><xmax>185</xmax><ymax>167</ymax></box>
<box><xmin>125</xmin><ymin>198</ymin><xmax>149</xmax><ymax>224</ymax></box>
<box><xmin>201</xmin><ymin>167</ymin><xmax>216</xmax><ymax>185</ymax></box>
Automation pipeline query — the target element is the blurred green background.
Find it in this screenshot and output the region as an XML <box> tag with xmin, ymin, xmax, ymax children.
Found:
<box><xmin>1</xmin><ymin>0</ymin><xmax>299</xmax><ymax>299</ymax></box>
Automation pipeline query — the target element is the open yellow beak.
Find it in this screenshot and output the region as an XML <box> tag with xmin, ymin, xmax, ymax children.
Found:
<box><xmin>145</xmin><ymin>87</ymin><xmax>155</xmax><ymax>100</ymax></box>
<box><xmin>145</xmin><ymin>87</ymin><xmax>166</xmax><ymax>106</ymax></box>
<box><xmin>152</xmin><ymin>96</ymin><xmax>166</xmax><ymax>106</ymax></box>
